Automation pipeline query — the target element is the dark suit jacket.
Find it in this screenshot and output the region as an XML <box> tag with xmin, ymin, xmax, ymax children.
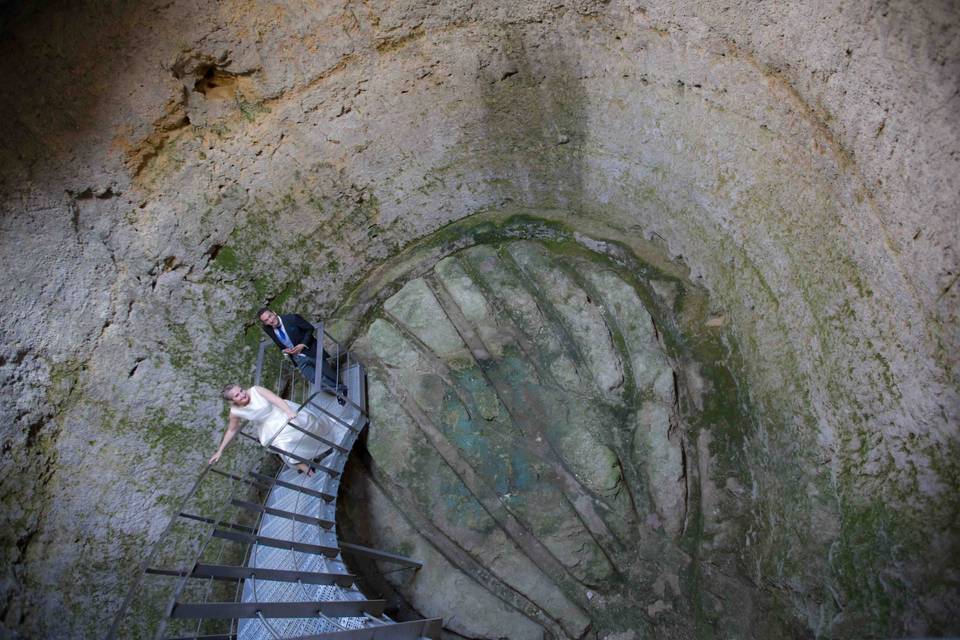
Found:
<box><xmin>263</xmin><ymin>313</ymin><xmax>319</xmax><ymax>360</ymax></box>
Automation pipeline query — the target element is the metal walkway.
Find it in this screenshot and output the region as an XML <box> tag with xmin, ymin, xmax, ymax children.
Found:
<box><xmin>108</xmin><ymin>324</ymin><xmax>442</xmax><ymax>640</ymax></box>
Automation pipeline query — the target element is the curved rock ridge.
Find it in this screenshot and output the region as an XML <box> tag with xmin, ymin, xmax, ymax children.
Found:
<box><xmin>340</xmin><ymin>239</ymin><xmax>730</xmax><ymax>638</ymax></box>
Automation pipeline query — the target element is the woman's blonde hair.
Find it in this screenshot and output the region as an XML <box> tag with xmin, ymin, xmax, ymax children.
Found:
<box><xmin>221</xmin><ymin>383</ymin><xmax>241</xmax><ymax>400</ymax></box>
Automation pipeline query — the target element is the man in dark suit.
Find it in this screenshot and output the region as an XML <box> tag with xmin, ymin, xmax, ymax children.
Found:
<box><xmin>258</xmin><ymin>307</ymin><xmax>346</xmax><ymax>401</ymax></box>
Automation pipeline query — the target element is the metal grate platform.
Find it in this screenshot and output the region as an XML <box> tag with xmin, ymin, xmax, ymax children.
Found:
<box><xmin>108</xmin><ymin>325</ymin><xmax>442</xmax><ymax>640</ymax></box>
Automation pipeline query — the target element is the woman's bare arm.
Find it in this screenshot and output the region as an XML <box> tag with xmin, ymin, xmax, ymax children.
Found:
<box><xmin>255</xmin><ymin>386</ymin><xmax>297</xmax><ymax>419</ymax></box>
<box><xmin>209</xmin><ymin>414</ymin><xmax>243</xmax><ymax>464</ymax></box>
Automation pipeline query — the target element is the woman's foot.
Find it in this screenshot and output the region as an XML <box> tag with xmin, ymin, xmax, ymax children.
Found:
<box><xmin>296</xmin><ymin>463</ymin><xmax>315</xmax><ymax>477</ymax></box>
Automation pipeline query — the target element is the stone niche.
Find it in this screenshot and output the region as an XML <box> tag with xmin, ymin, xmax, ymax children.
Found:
<box><xmin>334</xmin><ymin>214</ymin><xmax>793</xmax><ymax>639</ymax></box>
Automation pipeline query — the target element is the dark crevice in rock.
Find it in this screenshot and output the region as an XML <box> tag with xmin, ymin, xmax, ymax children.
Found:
<box><xmin>677</xmin><ymin>437</ymin><xmax>690</xmax><ymax>536</ymax></box>
<box><xmin>938</xmin><ymin>271</ymin><xmax>959</xmax><ymax>300</ymax></box>
<box><xmin>67</xmin><ymin>199</ymin><xmax>81</xmax><ymax>239</ymax></box>
<box><xmin>562</xmin><ymin>251</ymin><xmax>687</xmax><ymax>539</ymax></box>
<box><xmin>15</xmin><ymin>529</ymin><xmax>36</xmax><ymax>557</ymax></box>
<box><xmin>127</xmin><ymin>357</ymin><xmax>145</xmax><ymax>378</ymax></box>
<box><xmin>193</xmin><ymin>65</ymin><xmax>235</xmax><ymax>97</ymax></box>
<box><xmin>73</xmin><ymin>187</ymin><xmax>120</xmax><ymax>200</ymax></box>
<box><xmin>23</xmin><ymin>417</ymin><xmax>46</xmax><ymax>450</ymax></box>
<box><xmin>338</xmin><ymin>467</ymin><xmax>463</xmax><ymax>624</ymax></box>
<box><xmin>454</xmin><ymin>254</ymin><xmax>550</xmax><ymax>381</ymax></box>
<box><xmin>94</xmin><ymin>317</ymin><xmax>112</xmax><ymax>344</ymax></box>
<box><xmin>204</xmin><ymin>243</ymin><xmax>224</xmax><ymax>262</ymax></box>
<box><xmin>0</xmin><ymin>347</ymin><xmax>29</xmax><ymax>368</ymax></box>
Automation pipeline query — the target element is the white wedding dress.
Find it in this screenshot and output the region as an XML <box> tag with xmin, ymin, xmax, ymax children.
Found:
<box><xmin>231</xmin><ymin>386</ymin><xmax>345</xmax><ymax>466</ymax></box>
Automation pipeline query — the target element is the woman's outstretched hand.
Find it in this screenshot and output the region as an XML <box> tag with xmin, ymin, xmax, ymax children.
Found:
<box><xmin>208</xmin><ymin>451</ymin><xmax>222</xmax><ymax>465</ymax></box>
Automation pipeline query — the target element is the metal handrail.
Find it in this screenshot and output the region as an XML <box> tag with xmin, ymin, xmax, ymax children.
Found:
<box><xmin>107</xmin><ymin>319</ymin><xmax>435</xmax><ymax>639</ymax></box>
<box><xmin>236</xmin><ymin>328</ymin><xmax>369</xmax><ymax>638</ymax></box>
<box><xmin>107</xmin><ymin>388</ymin><xmax>348</xmax><ymax>638</ymax></box>
<box><xmin>106</xmin><ymin>465</ymin><xmax>213</xmax><ymax>640</ymax></box>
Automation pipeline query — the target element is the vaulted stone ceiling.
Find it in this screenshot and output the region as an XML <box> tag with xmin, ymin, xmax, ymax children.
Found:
<box><xmin>0</xmin><ymin>1</ymin><xmax>957</xmax><ymax>638</ymax></box>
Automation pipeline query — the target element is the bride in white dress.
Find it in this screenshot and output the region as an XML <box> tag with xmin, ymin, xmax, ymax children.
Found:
<box><xmin>209</xmin><ymin>384</ymin><xmax>344</xmax><ymax>475</ymax></box>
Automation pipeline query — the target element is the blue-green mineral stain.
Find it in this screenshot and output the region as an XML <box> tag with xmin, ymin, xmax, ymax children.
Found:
<box><xmin>342</xmin><ymin>222</ymin><xmax>810</xmax><ymax>638</ymax></box>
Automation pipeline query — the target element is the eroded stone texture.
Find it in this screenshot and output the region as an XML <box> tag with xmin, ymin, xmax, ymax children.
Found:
<box><xmin>343</xmin><ymin>240</ymin><xmax>710</xmax><ymax>638</ymax></box>
<box><xmin>0</xmin><ymin>0</ymin><xmax>956</xmax><ymax>637</ymax></box>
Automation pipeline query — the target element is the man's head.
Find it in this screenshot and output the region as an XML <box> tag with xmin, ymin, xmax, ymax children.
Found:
<box><xmin>258</xmin><ymin>307</ymin><xmax>280</xmax><ymax>327</ymax></box>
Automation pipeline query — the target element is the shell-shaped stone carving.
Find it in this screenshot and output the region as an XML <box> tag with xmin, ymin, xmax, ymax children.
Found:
<box><xmin>348</xmin><ymin>240</ymin><xmax>687</xmax><ymax>639</ymax></box>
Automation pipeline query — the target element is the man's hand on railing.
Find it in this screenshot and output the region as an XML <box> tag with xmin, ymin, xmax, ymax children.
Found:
<box><xmin>208</xmin><ymin>451</ymin><xmax>222</xmax><ymax>465</ymax></box>
<box><xmin>282</xmin><ymin>344</ymin><xmax>307</xmax><ymax>356</ymax></box>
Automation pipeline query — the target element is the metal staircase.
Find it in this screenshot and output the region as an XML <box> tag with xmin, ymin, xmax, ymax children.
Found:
<box><xmin>107</xmin><ymin>323</ymin><xmax>442</xmax><ymax>639</ymax></box>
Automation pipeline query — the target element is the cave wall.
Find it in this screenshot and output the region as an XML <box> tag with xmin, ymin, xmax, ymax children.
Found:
<box><xmin>0</xmin><ymin>0</ymin><xmax>957</xmax><ymax>637</ymax></box>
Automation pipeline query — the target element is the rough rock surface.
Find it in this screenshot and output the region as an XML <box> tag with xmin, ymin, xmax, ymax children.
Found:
<box><xmin>0</xmin><ymin>0</ymin><xmax>957</xmax><ymax>637</ymax></box>
<box><xmin>342</xmin><ymin>238</ymin><xmax>697</xmax><ymax>638</ymax></box>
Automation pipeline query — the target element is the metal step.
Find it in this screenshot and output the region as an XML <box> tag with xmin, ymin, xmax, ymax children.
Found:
<box><xmin>304</xmin><ymin>398</ymin><xmax>367</xmax><ymax>434</ymax></box>
<box><xmin>248</xmin><ymin>471</ymin><xmax>336</xmax><ymax>502</ymax></box>
<box><xmin>179</xmin><ymin>512</ymin><xmax>255</xmax><ymax>533</ymax></box>
<box><xmin>339</xmin><ymin>542</ymin><xmax>423</xmax><ymax>568</ymax></box>
<box><xmin>266</xmin><ymin>445</ymin><xmax>341</xmax><ymax>477</ymax></box>
<box><xmin>288</xmin><ymin>618</ymin><xmax>443</xmax><ymax>639</ymax></box>
<box><xmin>283</xmin><ymin>419</ymin><xmax>350</xmax><ymax>453</ymax></box>
<box><xmin>231</xmin><ymin>498</ymin><xmax>335</xmax><ymax>529</ymax></box>
<box><xmin>170</xmin><ymin>600</ymin><xmax>386</xmax><ymax>619</ymax></box>
<box><xmin>146</xmin><ymin>563</ymin><xmax>354</xmax><ymax>587</ymax></box>
<box><xmin>212</xmin><ymin>528</ymin><xmax>340</xmax><ymax>557</ymax></box>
